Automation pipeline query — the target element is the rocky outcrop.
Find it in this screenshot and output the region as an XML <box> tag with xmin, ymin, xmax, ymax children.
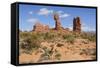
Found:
<box><xmin>54</xmin><ymin>13</ymin><xmax>62</xmax><ymax>30</ymax></box>
<box><xmin>73</xmin><ymin>17</ymin><xmax>81</xmax><ymax>33</ymax></box>
<box><xmin>33</xmin><ymin>22</ymin><xmax>49</xmax><ymax>32</ymax></box>
<box><xmin>33</xmin><ymin>14</ymin><xmax>81</xmax><ymax>33</ymax></box>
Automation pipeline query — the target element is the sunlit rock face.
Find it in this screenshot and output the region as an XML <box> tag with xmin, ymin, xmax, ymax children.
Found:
<box><xmin>73</xmin><ymin>17</ymin><xmax>81</xmax><ymax>33</ymax></box>
<box><xmin>33</xmin><ymin>22</ymin><xmax>49</xmax><ymax>32</ymax></box>
<box><xmin>33</xmin><ymin>14</ymin><xmax>81</xmax><ymax>33</ymax></box>
<box><xmin>54</xmin><ymin>13</ymin><xmax>62</xmax><ymax>30</ymax></box>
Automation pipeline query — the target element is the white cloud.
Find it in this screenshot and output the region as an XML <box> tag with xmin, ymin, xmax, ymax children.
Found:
<box><xmin>38</xmin><ymin>8</ymin><xmax>53</xmax><ymax>15</ymax></box>
<box><xmin>59</xmin><ymin>13</ymin><xmax>69</xmax><ymax>18</ymax></box>
<box><xmin>82</xmin><ymin>26</ymin><xmax>95</xmax><ymax>31</ymax></box>
<box><xmin>29</xmin><ymin>11</ymin><xmax>33</xmax><ymax>14</ymax></box>
<box><xmin>29</xmin><ymin>8</ymin><xmax>70</xmax><ymax>18</ymax></box>
<box><xmin>82</xmin><ymin>26</ymin><xmax>89</xmax><ymax>31</ymax></box>
<box><xmin>82</xmin><ymin>22</ymin><xmax>96</xmax><ymax>31</ymax></box>
<box><xmin>82</xmin><ymin>23</ymin><xmax>95</xmax><ymax>31</ymax></box>
<box><xmin>57</xmin><ymin>11</ymin><xmax>63</xmax><ymax>14</ymax></box>
<box><xmin>27</xmin><ymin>18</ymin><xmax>39</xmax><ymax>23</ymax></box>
<box><xmin>56</xmin><ymin>10</ymin><xmax>70</xmax><ymax>18</ymax></box>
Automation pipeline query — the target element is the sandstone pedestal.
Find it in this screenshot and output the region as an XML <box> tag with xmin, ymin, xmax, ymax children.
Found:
<box><xmin>54</xmin><ymin>13</ymin><xmax>62</xmax><ymax>30</ymax></box>
<box><xmin>73</xmin><ymin>17</ymin><xmax>81</xmax><ymax>33</ymax></box>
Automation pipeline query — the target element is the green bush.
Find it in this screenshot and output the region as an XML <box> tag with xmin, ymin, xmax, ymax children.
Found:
<box><xmin>38</xmin><ymin>46</ymin><xmax>53</xmax><ymax>62</ymax></box>
<box><xmin>44</xmin><ymin>32</ymin><xmax>55</xmax><ymax>40</ymax></box>
<box><xmin>55</xmin><ymin>53</ymin><xmax>61</xmax><ymax>60</ymax></box>
<box><xmin>80</xmin><ymin>33</ymin><xmax>96</xmax><ymax>42</ymax></box>
<box><xmin>42</xmin><ymin>46</ymin><xmax>53</xmax><ymax>56</ymax></box>
<box><xmin>19</xmin><ymin>34</ymin><xmax>41</xmax><ymax>54</ymax></box>
<box><xmin>80</xmin><ymin>48</ymin><xmax>96</xmax><ymax>56</ymax></box>
<box><xmin>19</xmin><ymin>32</ymin><xmax>32</xmax><ymax>38</ymax></box>
<box><xmin>63</xmin><ymin>34</ymin><xmax>75</xmax><ymax>44</ymax></box>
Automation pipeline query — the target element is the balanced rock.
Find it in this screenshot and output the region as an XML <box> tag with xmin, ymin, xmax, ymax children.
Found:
<box><xmin>54</xmin><ymin>13</ymin><xmax>62</xmax><ymax>30</ymax></box>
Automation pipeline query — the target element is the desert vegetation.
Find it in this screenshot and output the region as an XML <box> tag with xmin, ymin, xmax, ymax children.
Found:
<box><xmin>19</xmin><ymin>31</ymin><xmax>96</xmax><ymax>64</ymax></box>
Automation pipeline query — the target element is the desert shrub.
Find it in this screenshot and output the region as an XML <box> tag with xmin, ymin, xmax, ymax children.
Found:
<box><xmin>21</xmin><ymin>50</ymin><xmax>33</xmax><ymax>55</ymax></box>
<box><xmin>38</xmin><ymin>53</ymin><xmax>50</xmax><ymax>62</ymax></box>
<box><xmin>56</xmin><ymin>43</ymin><xmax>64</xmax><ymax>47</ymax></box>
<box><xmin>40</xmin><ymin>53</ymin><xmax>50</xmax><ymax>60</ymax></box>
<box><xmin>38</xmin><ymin>46</ymin><xmax>52</xmax><ymax>62</ymax></box>
<box><xmin>88</xmin><ymin>35</ymin><xmax>96</xmax><ymax>42</ymax></box>
<box><xmin>20</xmin><ymin>32</ymin><xmax>31</xmax><ymax>38</ymax></box>
<box><xmin>31</xmin><ymin>33</ymin><xmax>44</xmax><ymax>42</ymax></box>
<box><xmin>41</xmin><ymin>49</ymin><xmax>51</xmax><ymax>59</ymax></box>
<box><xmin>91</xmin><ymin>56</ymin><xmax>96</xmax><ymax>60</ymax></box>
<box><xmin>80</xmin><ymin>48</ymin><xmax>96</xmax><ymax>56</ymax></box>
<box><xmin>55</xmin><ymin>53</ymin><xmax>61</xmax><ymax>60</ymax></box>
<box><xmin>80</xmin><ymin>33</ymin><xmax>96</xmax><ymax>42</ymax></box>
<box><xmin>19</xmin><ymin>36</ymin><xmax>41</xmax><ymax>54</ymax></box>
<box><xmin>31</xmin><ymin>34</ymin><xmax>39</xmax><ymax>40</ymax></box>
<box><xmin>63</xmin><ymin>34</ymin><xmax>75</xmax><ymax>44</ymax></box>
<box><xmin>32</xmin><ymin>32</ymin><xmax>56</xmax><ymax>41</ymax></box>
<box><xmin>82</xmin><ymin>40</ymin><xmax>89</xmax><ymax>44</ymax></box>
<box><xmin>72</xmin><ymin>32</ymin><xmax>80</xmax><ymax>38</ymax></box>
<box><xmin>20</xmin><ymin>32</ymin><xmax>44</xmax><ymax>41</ymax></box>
<box><xmin>31</xmin><ymin>41</ymin><xmax>40</xmax><ymax>50</ymax></box>
<box><xmin>88</xmin><ymin>48</ymin><xmax>96</xmax><ymax>60</ymax></box>
<box><xmin>42</xmin><ymin>46</ymin><xmax>53</xmax><ymax>56</ymax></box>
<box><xmin>80</xmin><ymin>49</ymin><xmax>87</xmax><ymax>55</ymax></box>
<box><xmin>36</xmin><ymin>33</ymin><xmax>45</xmax><ymax>40</ymax></box>
<box><xmin>44</xmin><ymin>32</ymin><xmax>55</xmax><ymax>40</ymax></box>
<box><xmin>87</xmin><ymin>48</ymin><xmax>96</xmax><ymax>55</ymax></box>
<box><xmin>20</xmin><ymin>38</ymin><xmax>31</xmax><ymax>50</ymax></box>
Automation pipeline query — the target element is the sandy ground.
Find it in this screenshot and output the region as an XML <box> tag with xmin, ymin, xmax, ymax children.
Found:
<box><xmin>19</xmin><ymin>38</ymin><xmax>96</xmax><ymax>64</ymax></box>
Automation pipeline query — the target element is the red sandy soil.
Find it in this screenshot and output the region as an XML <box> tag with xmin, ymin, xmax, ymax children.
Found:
<box><xmin>19</xmin><ymin>38</ymin><xmax>96</xmax><ymax>64</ymax></box>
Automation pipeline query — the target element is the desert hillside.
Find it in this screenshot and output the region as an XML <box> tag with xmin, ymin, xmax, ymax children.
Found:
<box><xmin>19</xmin><ymin>31</ymin><xmax>96</xmax><ymax>64</ymax></box>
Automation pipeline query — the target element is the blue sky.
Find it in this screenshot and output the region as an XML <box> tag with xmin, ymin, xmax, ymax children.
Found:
<box><xmin>19</xmin><ymin>4</ymin><xmax>96</xmax><ymax>32</ymax></box>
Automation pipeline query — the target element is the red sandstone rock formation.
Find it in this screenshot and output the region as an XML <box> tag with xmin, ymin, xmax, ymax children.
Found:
<box><xmin>33</xmin><ymin>22</ymin><xmax>49</xmax><ymax>32</ymax></box>
<box><xmin>33</xmin><ymin>14</ymin><xmax>81</xmax><ymax>33</ymax></box>
<box><xmin>73</xmin><ymin>17</ymin><xmax>81</xmax><ymax>33</ymax></box>
<box><xmin>54</xmin><ymin>13</ymin><xmax>62</xmax><ymax>30</ymax></box>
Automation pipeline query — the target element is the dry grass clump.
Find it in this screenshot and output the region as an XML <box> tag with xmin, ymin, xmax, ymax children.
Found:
<box><xmin>56</xmin><ymin>43</ymin><xmax>64</xmax><ymax>47</ymax></box>
<box><xmin>80</xmin><ymin>48</ymin><xmax>96</xmax><ymax>60</ymax></box>
<box><xmin>37</xmin><ymin>46</ymin><xmax>53</xmax><ymax>62</ymax></box>
<box><xmin>55</xmin><ymin>53</ymin><xmax>61</xmax><ymax>60</ymax></box>
<box><xmin>80</xmin><ymin>32</ymin><xmax>96</xmax><ymax>42</ymax></box>
<box><xmin>63</xmin><ymin>34</ymin><xmax>75</xmax><ymax>44</ymax></box>
<box><xmin>19</xmin><ymin>32</ymin><xmax>41</xmax><ymax>55</ymax></box>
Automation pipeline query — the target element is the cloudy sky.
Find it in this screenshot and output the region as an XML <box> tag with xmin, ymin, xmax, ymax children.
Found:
<box><xmin>19</xmin><ymin>4</ymin><xmax>96</xmax><ymax>32</ymax></box>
